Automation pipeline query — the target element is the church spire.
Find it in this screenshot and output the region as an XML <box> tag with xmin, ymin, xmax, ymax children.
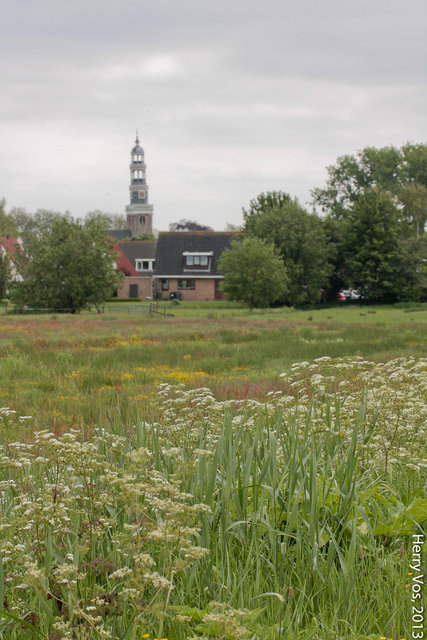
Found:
<box><xmin>126</xmin><ymin>133</ymin><xmax>154</xmax><ymax>236</ymax></box>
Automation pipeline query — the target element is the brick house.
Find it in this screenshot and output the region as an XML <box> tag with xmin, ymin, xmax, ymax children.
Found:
<box><xmin>115</xmin><ymin>240</ymin><xmax>156</xmax><ymax>299</ymax></box>
<box><xmin>154</xmin><ymin>231</ymin><xmax>239</xmax><ymax>301</ymax></box>
<box><xmin>110</xmin><ymin>137</ymin><xmax>240</xmax><ymax>302</ymax></box>
<box><xmin>113</xmin><ymin>241</ymin><xmax>156</xmax><ymax>299</ymax></box>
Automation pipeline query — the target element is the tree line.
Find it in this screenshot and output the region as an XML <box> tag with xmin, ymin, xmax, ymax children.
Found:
<box><xmin>220</xmin><ymin>142</ymin><xmax>427</xmax><ymax>308</ymax></box>
<box><xmin>0</xmin><ymin>208</ymin><xmax>123</xmax><ymax>311</ymax></box>
<box><xmin>1</xmin><ymin>142</ymin><xmax>426</xmax><ymax>310</ymax></box>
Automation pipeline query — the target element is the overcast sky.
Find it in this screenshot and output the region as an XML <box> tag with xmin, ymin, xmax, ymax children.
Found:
<box><xmin>1</xmin><ymin>0</ymin><xmax>426</xmax><ymax>231</ymax></box>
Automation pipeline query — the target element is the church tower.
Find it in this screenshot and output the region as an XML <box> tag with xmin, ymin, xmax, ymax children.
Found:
<box><xmin>126</xmin><ymin>134</ymin><xmax>154</xmax><ymax>235</ymax></box>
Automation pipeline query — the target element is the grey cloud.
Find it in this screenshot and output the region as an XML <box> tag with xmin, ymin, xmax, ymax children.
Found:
<box><xmin>1</xmin><ymin>0</ymin><xmax>426</xmax><ymax>229</ymax></box>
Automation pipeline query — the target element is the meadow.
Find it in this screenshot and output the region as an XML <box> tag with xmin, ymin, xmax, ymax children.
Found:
<box><xmin>0</xmin><ymin>302</ymin><xmax>426</xmax><ymax>639</ymax></box>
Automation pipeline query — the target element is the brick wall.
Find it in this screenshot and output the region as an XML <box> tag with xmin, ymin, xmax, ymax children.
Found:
<box><xmin>117</xmin><ymin>276</ymin><xmax>153</xmax><ymax>299</ymax></box>
<box><xmin>156</xmin><ymin>278</ymin><xmax>222</xmax><ymax>301</ymax></box>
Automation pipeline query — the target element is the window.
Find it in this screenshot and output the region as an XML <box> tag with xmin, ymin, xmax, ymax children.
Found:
<box><xmin>184</xmin><ymin>253</ymin><xmax>211</xmax><ymax>269</ymax></box>
<box><xmin>136</xmin><ymin>259</ymin><xmax>155</xmax><ymax>272</ymax></box>
<box><xmin>178</xmin><ymin>279</ymin><xmax>195</xmax><ymax>290</ymax></box>
<box><xmin>161</xmin><ymin>279</ymin><xmax>169</xmax><ymax>290</ymax></box>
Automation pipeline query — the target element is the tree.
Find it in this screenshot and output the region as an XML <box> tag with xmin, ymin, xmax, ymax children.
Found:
<box><xmin>397</xmin><ymin>183</ymin><xmax>427</xmax><ymax>239</ymax></box>
<box><xmin>129</xmin><ymin>233</ymin><xmax>156</xmax><ymax>241</ymax></box>
<box><xmin>340</xmin><ymin>188</ymin><xmax>409</xmax><ymax>302</ymax></box>
<box><xmin>0</xmin><ymin>199</ymin><xmax>19</xmax><ymax>237</ymax></box>
<box><xmin>243</xmin><ymin>192</ymin><xmax>333</xmax><ymax>306</ymax></box>
<box><xmin>218</xmin><ymin>236</ymin><xmax>289</xmax><ymax>310</ymax></box>
<box><xmin>312</xmin><ymin>143</ymin><xmax>427</xmax><ymax>233</ymax></box>
<box><xmin>401</xmin><ymin>235</ymin><xmax>427</xmax><ymax>300</ymax></box>
<box><xmin>0</xmin><ymin>251</ymin><xmax>10</xmax><ymax>300</ymax></box>
<box><xmin>169</xmin><ymin>219</ymin><xmax>213</xmax><ymax>231</ymax></box>
<box><xmin>85</xmin><ymin>210</ymin><xmax>126</xmax><ymax>230</ymax></box>
<box><xmin>11</xmin><ymin>215</ymin><xmax>123</xmax><ymax>312</ymax></box>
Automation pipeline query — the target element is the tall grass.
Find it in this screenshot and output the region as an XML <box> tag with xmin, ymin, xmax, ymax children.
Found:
<box><xmin>0</xmin><ymin>355</ymin><xmax>425</xmax><ymax>639</ymax></box>
<box><xmin>0</xmin><ymin>309</ymin><xmax>426</xmax><ymax>434</ymax></box>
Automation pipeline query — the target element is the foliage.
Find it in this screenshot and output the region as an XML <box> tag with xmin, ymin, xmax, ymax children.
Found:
<box><xmin>128</xmin><ymin>233</ymin><xmax>156</xmax><ymax>241</ymax></box>
<box><xmin>311</xmin><ymin>143</ymin><xmax>427</xmax><ymax>301</ymax></box>
<box><xmin>0</xmin><ymin>251</ymin><xmax>10</xmax><ymax>299</ymax></box>
<box><xmin>8</xmin><ymin>208</ymin><xmax>69</xmax><ymax>240</ymax></box>
<box><xmin>224</xmin><ymin>222</ymin><xmax>242</xmax><ymax>231</ymax></box>
<box><xmin>218</xmin><ymin>236</ymin><xmax>289</xmax><ymax>310</ymax></box>
<box><xmin>401</xmin><ymin>235</ymin><xmax>427</xmax><ymax>300</ymax></box>
<box><xmin>0</xmin><ymin>199</ymin><xmax>19</xmax><ymax>237</ymax></box>
<box><xmin>85</xmin><ymin>210</ymin><xmax>126</xmax><ymax>231</ymax></box>
<box><xmin>11</xmin><ymin>214</ymin><xmax>123</xmax><ymax>311</ymax></box>
<box><xmin>312</xmin><ymin>142</ymin><xmax>427</xmax><ymax>234</ymax></box>
<box><xmin>397</xmin><ymin>182</ymin><xmax>427</xmax><ymax>239</ymax></box>
<box><xmin>340</xmin><ymin>188</ymin><xmax>411</xmax><ymax>302</ymax></box>
<box><xmin>243</xmin><ymin>192</ymin><xmax>333</xmax><ymax>305</ymax></box>
<box><xmin>168</xmin><ymin>219</ymin><xmax>213</xmax><ymax>231</ymax></box>
<box><xmin>0</xmin><ymin>354</ymin><xmax>425</xmax><ymax>639</ymax></box>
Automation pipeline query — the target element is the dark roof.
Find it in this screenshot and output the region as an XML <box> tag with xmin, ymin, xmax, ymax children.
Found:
<box><xmin>154</xmin><ymin>232</ymin><xmax>239</xmax><ymax>277</ymax></box>
<box><xmin>118</xmin><ymin>241</ymin><xmax>157</xmax><ymax>267</ymax></box>
<box><xmin>109</xmin><ymin>229</ymin><xmax>132</xmax><ymax>241</ymax></box>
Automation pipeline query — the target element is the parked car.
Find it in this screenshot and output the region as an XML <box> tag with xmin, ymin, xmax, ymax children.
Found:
<box><xmin>337</xmin><ymin>289</ymin><xmax>362</xmax><ymax>301</ymax></box>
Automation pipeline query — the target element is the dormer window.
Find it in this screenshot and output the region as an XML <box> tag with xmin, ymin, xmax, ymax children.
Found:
<box><xmin>135</xmin><ymin>259</ymin><xmax>155</xmax><ymax>272</ymax></box>
<box><xmin>186</xmin><ymin>255</ymin><xmax>207</xmax><ymax>266</ymax></box>
<box><xmin>183</xmin><ymin>252</ymin><xmax>212</xmax><ymax>271</ymax></box>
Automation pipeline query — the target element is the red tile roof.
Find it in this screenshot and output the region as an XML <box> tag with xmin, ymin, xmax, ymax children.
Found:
<box><xmin>0</xmin><ymin>236</ymin><xmax>24</xmax><ymax>266</ymax></box>
<box><xmin>0</xmin><ymin>236</ymin><xmax>20</xmax><ymax>257</ymax></box>
<box><xmin>113</xmin><ymin>242</ymin><xmax>139</xmax><ymax>276</ymax></box>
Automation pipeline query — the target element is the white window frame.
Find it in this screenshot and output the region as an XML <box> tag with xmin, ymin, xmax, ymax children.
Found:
<box><xmin>183</xmin><ymin>251</ymin><xmax>213</xmax><ymax>271</ymax></box>
<box><xmin>135</xmin><ymin>259</ymin><xmax>155</xmax><ymax>272</ymax></box>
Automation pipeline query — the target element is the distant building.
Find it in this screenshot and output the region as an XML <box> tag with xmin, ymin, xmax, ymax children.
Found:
<box><xmin>113</xmin><ymin>137</ymin><xmax>240</xmax><ymax>301</ymax></box>
<box><xmin>113</xmin><ymin>135</ymin><xmax>157</xmax><ymax>298</ymax></box>
<box><xmin>154</xmin><ymin>232</ymin><xmax>238</xmax><ymax>301</ymax></box>
<box><xmin>115</xmin><ymin>240</ymin><xmax>157</xmax><ymax>299</ymax></box>
<box><xmin>109</xmin><ymin>134</ymin><xmax>155</xmax><ymax>241</ymax></box>
<box><xmin>126</xmin><ymin>133</ymin><xmax>154</xmax><ymax>236</ymax></box>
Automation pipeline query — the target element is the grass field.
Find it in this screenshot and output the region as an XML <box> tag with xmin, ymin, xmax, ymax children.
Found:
<box><xmin>1</xmin><ymin>302</ymin><xmax>426</xmax><ymax>432</ymax></box>
<box><xmin>0</xmin><ymin>302</ymin><xmax>426</xmax><ymax>639</ymax></box>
